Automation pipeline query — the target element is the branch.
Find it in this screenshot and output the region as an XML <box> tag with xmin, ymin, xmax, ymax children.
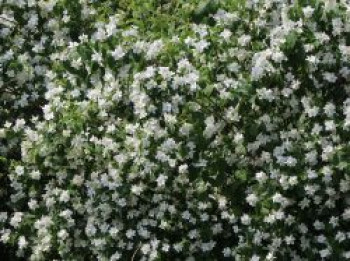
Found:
<box><xmin>131</xmin><ymin>243</ymin><xmax>141</xmax><ymax>261</ymax></box>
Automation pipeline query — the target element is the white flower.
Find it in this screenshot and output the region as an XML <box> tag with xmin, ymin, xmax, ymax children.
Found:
<box><xmin>111</xmin><ymin>46</ymin><xmax>125</xmax><ymax>60</ymax></box>
<box><xmin>314</xmin><ymin>220</ymin><xmax>325</xmax><ymax>230</ymax></box>
<box><xmin>0</xmin><ymin>231</ymin><xmax>10</xmax><ymax>243</ymax></box>
<box><xmin>28</xmin><ymin>199</ymin><xmax>38</xmax><ymax>210</ymax></box>
<box><xmin>179</xmin><ymin>123</ymin><xmax>193</xmax><ymax>137</ymax></box>
<box><xmin>15</xmin><ymin>165</ymin><xmax>25</xmax><ymax>176</ymax></box>
<box><xmin>146</xmin><ymin>39</ymin><xmax>163</xmax><ymax>59</ymax></box>
<box><xmin>178</xmin><ymin>164</ymin><xmax>188</xmax><ymax>174</ymax></box>
<box><xmin>220</xmin><ymin>29</ymin><xmax>232</xmax><ymax>41</ymax></box>
<box><xmin>111</xmin><ymin>252</ymin><xmax>122</xmax><ymax>261</ymax></box>
<box><xmin>319</xmin><ymin>248</ymin><xmax>331</xmax><ymax>258</ymax></box>
<box><xmin>34</xmin><ymin>216</ymin><xmax>53</xmax><ymax>230</ymax></box>
<box><xmin>255</xmin><ymin>171</ymin><xmax>268</xmax><ymax>183</ymax></box>
<box><xmin>246</xmin><ymin>193</ymin><xmax>258</xmax><ymax>206</ymax></box>
<box><xmin>30</xmin><ymin>170</ymin><xmax>41</xmax><ymax>180</ymax></box>
<box><xmin>343</xmin><ymin>251</ymin><xmax>350</xmax><ymax>259</ymax></box>
<box><xmin>204</xmin><ymin>116</ymin><xmax>218</xmax><ymax>139</ymax></box>
<box><xmin>325</xmin><ymin>120</ymin><xmax>336</xmax><ymax>131</ymax></box>
<box><xmin>323</xmin><ymin>72</ymin><xmax>337</xmax><ymax>83</ymax></box>
<box><xmin>251</xmin><ymin>254</ymin><xmax>260</xmax><ymax>261</ymax></box>
<box><xmin>285</xmin><ymin>235</ymin><xmax>295</xmax><ymax>245</ymax></box>
<box><xmin>324</xmin><ymin>0</ymin><xmax>337</xmax><ymax>11</ymax></box>
<box><xmin>156</xmin><ymin>174</ymin><xmax>168</xmax><ymax>187</ymax></box>
<box><xmin>307</xmin><ymin>169</ymin><xmax>318</xmax><ymax>179</ymax></box>
<box><xmin>324</xmin><ymin>102</ymin><xmax>336</xmax><ymax>116</ymax></box>
<box><xmin>141</xmin><ymin>243</ymin><xmax>151</xmax><ymax>254</ymax></box>
<box><xmin>241</xmin><ymin>214</ymin><xmax>251</xmax><ymax>225</ymax></box>
<box><xmin>257</xmin><ymin>88</ymin><xmax>274</xmax><ymax>102</ymax></box>
<box><xmin>10</xmin><ymin>212</ymin><xmax>23</xmax><ymax>228</ymax></box>
<box><xmin>59</xmin><ymin>190</ymin><xmax>70</xmax><ymax>203</ymax></box>
<box><xmin>58</xmin><ymin>229</ymin><xmax>68</xmax><ymax>240</ymax></box>
<box><xmin>306</xmin><ymin>55</ymin><xmax>319</xmax><ymax>65</ymax></box>
<box><xmin>42</xmin><ymin>104</ymin><xmax>54</xmax><ymax>120</ymax></box>
<box><xmin>305</xmin><ymin>106</ymin><xmax>319</xmax><ymax>118</ymax></box>
<box><xmin>0</xmin><ymin>128</ymin><xmax>5</xmax><ymax>138</ymax></box>
<box><xmin>0</xmin><ymin>212</ymin><xmax>7</xmax><ymax>223</ymax></box>
<box><xmin>85</xmin><ymin>223</ymin><xmax>96</xmax><ymax>237</ymax></box>
<box><xmin>223</xmin><ymin>247</ymin><xmax>232</xmax><ymax>257</ymax></box>
<box><xmin>288</xmin><ymin>176</ymin><xmax>298</xmax><ymax>186</ymax></box>
<box><xmin>302</xmin><ymin>6</ymin><xmax>314</xmax><ymax>18</ymax></box>
<box><xmin>18</xmin><ymin>236</ymin><xmax>27</xmax><ymax>250</ymax></box>
<box><xmin>251</xmin><ymin>50</ymin><xmax>275</xmax><ymax>80</ymax></box>
<box><xmin>91</xmin><ymin>51</ymin><xmax>103</xmax><ymax>64</ymax></box>
<box><xmin>131</xmin><ymin>184</ymin><xmax>143</xmax><ymax>195</ymax></box>
<box><xmin>193</xmin><ymin>40</ymin><xmax>210</xmax><ymax>53</ymax></box>
<box><xmin>162</xmin><ymin>243</ymin><xmax>170</xmax><ymax>252</ymax></box>
<box><xmin>271</xmin><ymin>51</ymin><xmax>286</xmax><ymax>63</ymax></box>
<box><xmin>342</xmin><ymin>208</ymin><xmax>350</xmax><ymax>220</ymax></box>
<box><xmin>238</xmin><ymin>35</ymin><xmax>251</xmax><ymax>46</ymax></box>
<box><xmin>272</xmin><ymin>193</ymin><xmax>283</xmax><ymax>204</ymax></box>
<box><xmin>266</xmin><ymin>252</ymin><xmax>276</xmax><ymax>260</ymax></box>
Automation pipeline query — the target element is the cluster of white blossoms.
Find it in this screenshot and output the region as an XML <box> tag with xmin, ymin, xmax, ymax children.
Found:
<box><xmin>0</xmin><ymin>0</ymin><xmax>108</xmax><ymax>213</ymax></box>
<box><xmin>1</xmin><ymin>0</ymin><xmax>350</xmax><ymax>260</ymax></box>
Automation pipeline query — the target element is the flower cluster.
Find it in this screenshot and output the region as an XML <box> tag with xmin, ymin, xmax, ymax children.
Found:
<box><xmin>1</xmin><ymin>0</ymin><xmax>350</xmax><ymax>260</ymax></box>
<box><xmin>0</xmin><ymin>0</ymin><xmax>109</xmax><ymax>210</ymax></box>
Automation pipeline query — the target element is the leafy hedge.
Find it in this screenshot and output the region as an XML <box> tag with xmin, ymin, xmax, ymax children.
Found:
<box><xmin>1</xmin><ymin>0</ymin><xmax>350</xmax><ymax>260</ymax></box>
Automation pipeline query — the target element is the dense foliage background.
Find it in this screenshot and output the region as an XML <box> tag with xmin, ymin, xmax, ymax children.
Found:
<box><xmin>1</xmin><ymin>0</ymin><xmax>350</xmax><ymax>260</ymax></box>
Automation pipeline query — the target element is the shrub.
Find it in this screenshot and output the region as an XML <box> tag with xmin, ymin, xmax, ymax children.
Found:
<box><xmin>1</xmin><ymin>0</ymin><xmax>350</xmax><ymax>260</ymax></box>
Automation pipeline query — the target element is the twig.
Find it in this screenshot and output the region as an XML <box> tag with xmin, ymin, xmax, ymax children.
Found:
<box><xmin>131</xmin><ymin>243</ymin><xmax>141</xmax><ymax>261</ymax></box>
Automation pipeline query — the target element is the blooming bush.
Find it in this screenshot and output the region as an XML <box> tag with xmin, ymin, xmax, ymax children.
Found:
<box><xmin>1</xmin><ymin>0</ymin><xmax>350</xmax><ymax>260</ymax></box>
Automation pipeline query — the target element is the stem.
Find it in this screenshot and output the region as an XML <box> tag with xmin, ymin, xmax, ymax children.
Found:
<box><xmin>131</xmin><ymin>243</ymin><xmax>141</xmax><ymax>261</ymax></box>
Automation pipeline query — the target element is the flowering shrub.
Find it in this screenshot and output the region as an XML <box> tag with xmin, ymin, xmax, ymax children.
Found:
<box><xmin>0</xmin><ymin>0</ymin><xmax>104</xmax><ymax>213</ymax></box>
<box><xmin>1</xmin><ymin>0</ymin><xmax>350</xmax><ymax>260</ymax></box>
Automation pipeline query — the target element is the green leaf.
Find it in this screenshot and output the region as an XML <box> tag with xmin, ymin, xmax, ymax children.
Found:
<box><xmin>193</xmin><ymin>0</ymin><xmax>219</xmax><ymax>23</ymax></box>
<box><xmin>284</xmin><ymin>31</ymin><xmax>298</xmax><ymax>51</ymax></box>
<box><xmin>203</xmin><ymin>84</ymin><xmax>214</xmax><ymax>95</ymax></box>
